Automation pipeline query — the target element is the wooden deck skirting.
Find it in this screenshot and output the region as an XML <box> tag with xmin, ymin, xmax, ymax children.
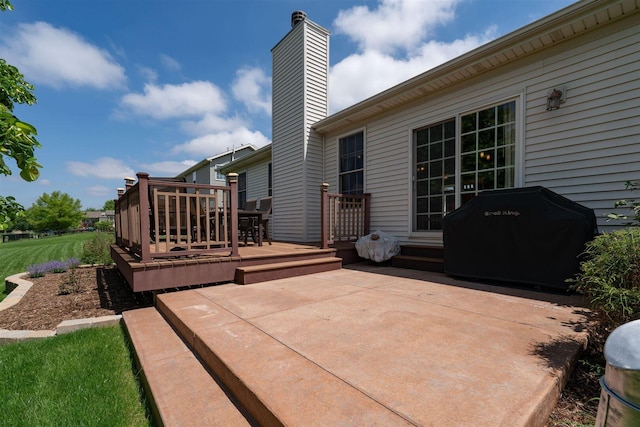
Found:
<box><xmin>111</xmin><ymin>242</ymin><xmax>343</xmax><ymax>292</ymax></box>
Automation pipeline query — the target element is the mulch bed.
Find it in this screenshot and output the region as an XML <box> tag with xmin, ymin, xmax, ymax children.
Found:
<box><xmin>0</xmin><ymin>266</ymin><xmax>153</xmax><ymax>330</ymax></box>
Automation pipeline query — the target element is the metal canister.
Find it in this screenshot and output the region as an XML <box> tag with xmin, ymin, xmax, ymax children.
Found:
<box><xmin>595</xmin><ymin>319</ymin><xmax>640</xmax><ymax>426</ymax></box>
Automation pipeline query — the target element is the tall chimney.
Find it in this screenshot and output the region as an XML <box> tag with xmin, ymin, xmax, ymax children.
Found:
<box><xmin>291</xmin><ymin>10</ymin><xmax>307</xmax><ymax>28</ymax></box>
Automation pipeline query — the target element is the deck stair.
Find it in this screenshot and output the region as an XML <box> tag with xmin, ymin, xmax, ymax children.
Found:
<box><xmin>123</xmin><ymin>288</ymin><xmax>411</xmax><ymax>426</ymax></box>
<box><xmin>233</xmin><ymin>248</ymin><xmax>342</xmax><ymax>285</ymax></box>
<box><xmin>391</xmin><ymin>244</ymin><xmax>444</xmax><ymax>272</ymax></box>
<box><xmin>235</xmin><ymin>256</ymin><xmax>342</xmax><ymax>285</ymax></box>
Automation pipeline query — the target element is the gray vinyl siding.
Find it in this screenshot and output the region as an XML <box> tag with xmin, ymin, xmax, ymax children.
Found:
<box><xmin>272</xmin><ymin>24</ymin><xmax>306</xmax><ymax>241</ymax></box>
<box><xmin>246</xmin><ymin>161</ymin><xmax>270</xmax><ymax>202</ymax></box>
<box><xmin>321</xmin><ymin>11</ymin><xmax>640</xmax><ymax>243</ymax></box>
<box><xmin>194</xmin><ymin>167</ymin><xmax>210</xmax><ymax>185</ymax></box>
<box><xmin>272</xmin><ymin>19</ymin><xmax>329</xmax><ymax>242</ymax></box>
<box><xmin>523</xmin><ymin>16</ymin><xmax>640</xmax><ymax>232</ymax></box>
<box><xmin>304</xmin><ymin>26</ymin><xmax>329</xmax><ymax>241</ymax></box>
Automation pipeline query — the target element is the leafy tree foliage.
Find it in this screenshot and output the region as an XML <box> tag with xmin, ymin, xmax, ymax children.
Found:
<box><xmin>607</xmin><ymin>180</ymin><xmax>640</xmax><ymax>226</ymax></box>
<box><xmin>0</xmin><ymin>195</ymin><xmax>23</xmax><ymax>230</ymax></box>
<box><xmin>103</xmin><ymin>199</ymin><xmax>115</xmax><ymax>210</ymax></box>
<box><xmin>27</xmin><ymin>191</ymin><xmax>84</xmax><ymax>232</ymax></box>
<box><xmin>7</xmin><ymin>212</ymin><xmax>30</xmax><ymax>231</ymax></box>
<box><xmin>94</xmin><ymin>220</ymin><xmax>113</xmax><ymax>232</ymax></box>
<box><xmin>0</xmin><ymin>0</ymin><xmax>42</xmax><ymax>229</ymax></box>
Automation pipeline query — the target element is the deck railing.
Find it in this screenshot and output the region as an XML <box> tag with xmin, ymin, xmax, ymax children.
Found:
<box><xmin>320</xmin><ymin>183</ymin><xmax>371</xmax><ymax>249</ymax></box>
<box><xmin>114</xmin><ymin>172</ymin><xmax>239</xmax><ymax>263</ymax></box>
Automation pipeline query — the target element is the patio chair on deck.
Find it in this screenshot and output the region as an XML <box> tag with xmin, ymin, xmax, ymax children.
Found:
<box><xmin>239</xmin><ymin>199</ymin><xmax>257</xmax><ymax>245</ymax></box>
<box><xmin>253</xmin><ymin>197</ymin><xmax>272</xmax><ymax>245</ymax></box>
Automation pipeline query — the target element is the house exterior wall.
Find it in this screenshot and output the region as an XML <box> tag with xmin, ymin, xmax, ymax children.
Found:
<box><xmin>320</xmin><ymin>10</ymin><xmax>640</xmax><ymax>245</ymax></box>
<box><xmin>523</xmin><ymin>15</ymin><xmax>639</xmax><ymax>222</ymax></box>
<box><xmin>246</xmin><ymin>161</ymin><xmax>270</xmax><ymax>202</ymax></box>
<box><xmin>271</xmin><ymin>18</ymin><xmax>329</xmax><ymax>242</ymax></box>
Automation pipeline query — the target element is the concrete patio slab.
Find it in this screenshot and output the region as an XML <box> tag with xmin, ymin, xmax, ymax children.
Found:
<box><xmin>149</xmin><ymin>264</ymin><xmax>590</xmax><ymax>426</ymax></box>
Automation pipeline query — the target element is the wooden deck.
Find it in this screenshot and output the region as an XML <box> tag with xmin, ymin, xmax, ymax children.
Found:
<box><xmin>111</xmin><ymin>241</ymin><xmax>352</xmax><ymax>292</ymax></box>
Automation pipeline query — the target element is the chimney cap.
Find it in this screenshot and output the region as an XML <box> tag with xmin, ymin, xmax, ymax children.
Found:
<box><xmin>291</xmin><ymin>10</ymin><xmax>307</xmax><ymax>28</ymax></box>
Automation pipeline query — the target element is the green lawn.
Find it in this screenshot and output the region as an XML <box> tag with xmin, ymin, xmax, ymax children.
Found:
<box><xmin>0</xmin><ymin>232</ymin><xmax>93</xmax><ymax>301</ymax></box>
<box><xmin>0</xmin><ymin>325</ymin><xmax>151</xmax><ymax>426</ymax></box>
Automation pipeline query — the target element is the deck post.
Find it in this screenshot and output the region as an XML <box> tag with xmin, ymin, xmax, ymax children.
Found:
<box><xmin>228</xmin><ymin>173</ymin><xmax>239</xmax><ymax>257</ymax></box>
<box><xmin>320</xmin><ymin>183</ymin><xmax>329</xmax><ymax>249</ymax></box>
<box><xmin>137</xmin><ymin>172</ymin><xmax>152</xmax><ymax>263</ymax></box>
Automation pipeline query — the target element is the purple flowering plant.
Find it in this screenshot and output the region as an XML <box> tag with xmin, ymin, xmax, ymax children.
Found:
<box><xmin>27</xmin><ymin>257</ymin><xmax>81</xmax><ymax>278</ymax></box>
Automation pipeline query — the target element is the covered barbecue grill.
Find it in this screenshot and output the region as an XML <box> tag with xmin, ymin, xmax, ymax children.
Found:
<box><xmin>443</xmin><ymin>186</ymin><xmax>598</xmax><ymax>290</ymax></box>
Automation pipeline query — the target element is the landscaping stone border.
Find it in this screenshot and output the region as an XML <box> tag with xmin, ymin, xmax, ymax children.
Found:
<box><xmin>1</xmin><ymin>272</ymin><xmax>122</xmax><ymax>345</ymax></box>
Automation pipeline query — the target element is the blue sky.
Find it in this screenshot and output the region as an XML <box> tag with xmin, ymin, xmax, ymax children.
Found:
<box><xmin>1</xmin><ymin>0</ymin><xmax>575</xmax><ymax>210</ymax></box>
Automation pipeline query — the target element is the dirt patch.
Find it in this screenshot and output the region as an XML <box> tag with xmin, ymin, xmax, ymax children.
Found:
<box><xmin>546</xmin><ymin>322</ymin><xmax>606</xmax><ymax>426</ymax></box>
<box><xmin>0</xmin><ymin>266</ymin><xmax>153</xmax><ymax>330</ymax></box>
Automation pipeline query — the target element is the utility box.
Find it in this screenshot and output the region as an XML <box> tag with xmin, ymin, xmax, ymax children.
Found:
<box><xmin>596</xmin><ymin>319</ymin><xmax>640</xmax><ymax>426</ymax></box>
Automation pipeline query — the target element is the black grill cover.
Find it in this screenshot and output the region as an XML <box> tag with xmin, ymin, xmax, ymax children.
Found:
<box><xmin>443</xmin><ymin>186</ymin><xmax>598</xmax><ymax>290</ymax></box>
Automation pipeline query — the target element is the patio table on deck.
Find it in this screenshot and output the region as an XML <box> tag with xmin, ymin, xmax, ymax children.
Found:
<box><xmin>237</xmin><ymin>210</ymin><xmax>264</xmax><ymax>246</ymax></box>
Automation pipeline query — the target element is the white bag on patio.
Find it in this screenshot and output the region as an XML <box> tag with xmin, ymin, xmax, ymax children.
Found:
<box><xmin>355</xmin><ymin>230</ymin><xmax>400</xmax><ymax>262</ymax></box>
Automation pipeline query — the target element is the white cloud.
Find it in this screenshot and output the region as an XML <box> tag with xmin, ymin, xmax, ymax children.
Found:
<box><xmin>138</xmin><ymin>160</ymin><xmax>197</xmax><ymax>175</ymax></box>
<box><xmin>328</xmin><ymin>1</ymin><xmax>496</xmax><ymax>112</ymax></box>
<box><xmin>334</xmin><ymin>0</ymin><xmax>460</xmax><ymax>54</ymax></box>
<box><xmin>119</xmin><ymin>81</ymin><xmax>227</xmax><ymax>120</ymax></box>
<box><xmin>160</xmin><ymin>54</ymin><xmax>181</xmax><ymax>72</ymax></box>
<box><xmin>172</xmin><ymin>128</ymin><xmax>270</xmax><ymax>157</ymax></box>
<box><xmin>86</xmin><ymin>185</ymin><xmax>112</xmax><ymax>198</ymax></box>
<box><xmin>137</xmin><ymin>65</ymin><xmax>158</xmax><ymax>83</ymax></box>
<box><xmin>181</xmin><ymin>113</ymin><xmax>248</xmax><ymax>136</ymax></box>
<box><xmin>0</xmin><ymin>22</ymin><xmax>126</xmax><ymax>90</ymax></box>
<box><xmin>232</xmin><ymin>67</ymin><xmax>271</xmax><ymax>115</ymax></box>
<box><xmin>38</xmin><ymin>179</ymin><xmax>52</xmax><ymax>186</ymax></box>
<box><xmin>66</xmin><ymin>157</ymin><xmax>135</xmax><ymax>179</ymax></box>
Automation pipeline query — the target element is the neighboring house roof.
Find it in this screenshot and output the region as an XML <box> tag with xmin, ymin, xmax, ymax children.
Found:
<box><xmin>175</xmin><ymin>144</ymin><xmax>259</xmax><ymax>178</ymax></box>
<box><xmin>83</xmin><ymin>210</ymin><xmax>115</xmax><ymax>220</ymax></box>
<box><xmin>313</xmin><ymin>0</ymin><xmax>638</xmax><ymax>134</ymax></box>
<box><xmin>219</xmin><ymin>144</ymin><xmax>272</xmax><ymax>174</ymax></box>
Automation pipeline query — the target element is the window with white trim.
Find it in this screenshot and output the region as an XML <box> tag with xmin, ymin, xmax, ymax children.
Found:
<box><xmin>415</xmin><ymin>119</ymin><xmax>456</xmax><ymax>231</ymax></box>
<box><xmin>460</xmin><ymin>100</ymin><xmax>516</xmax><ymax>204</ymax></box>
<box><xmin>413</xmin><ymin>100</ymin><xmax>517</xmax><ymax>231</ymax></box>
<box><xmin>238</xmin><ymin>172</ymin><xmax>247</xmax><ymax>209</ymax></box>
<box><xmin>339</xmin><ymin>131</ymin><xmax>364</xmax><ymax>195</ymax></box>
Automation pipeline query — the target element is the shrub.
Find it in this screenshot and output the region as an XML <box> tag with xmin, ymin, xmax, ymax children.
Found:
<box><xmin>27</xmin><ymin>262</ymin><xmax>48</xmax><ymax>278</ymax></box>
<box><xmin>58</xmin><ymin>266</ymin><xmax>80</xmax><ymax>295</ymax></box>
<box><xmin>81</xmin><ymin>232</ymin><xmax>114</xmax><ymax>265</ymax></box>
<box><xmin>94</xmin><ymin>220</ymin><xmax>113</xmax><ymax>232</ymax></box>
<box><xmin>572</xmin><ymin>228</ymin><xmax>640</xmax><ymax>329</ymax></box>
<box><xmin>26</xmin><ymin>258</ymin><xmax>81</xmax><ymax>278</ymax></box>
<box><xmin>607</xmin><ymin>180</ymin><xmax>640</xmax><ymax>226</ymax></box>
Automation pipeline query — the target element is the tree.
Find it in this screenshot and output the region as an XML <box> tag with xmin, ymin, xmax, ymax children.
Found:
<box><xmin>103</xmin><ymin>199</ymin><xmax>115</xmax><ymax>210</ymax></box>
<box><xmin>0</xmin><ymin>0</ymin><xmax>42</xmax><ymax>230</ymax></box>
<box><xmin>27</xmin><ymin>191</ymin><xmax>83</xmax><ymax>232</ymax></box>
<box><xmin>94</xmin><ymin>219</ymin><xmax>113</xmax><ymax>232</ymax></box>
<box><xmin>7</xmin><ymin>213</ymin><xmax>30</xmax><ymax>231</ymax></box>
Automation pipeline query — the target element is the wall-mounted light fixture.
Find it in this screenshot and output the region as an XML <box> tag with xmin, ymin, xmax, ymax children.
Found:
<box><xmin>546</xmin><ymin>86</ymin><xmax>566</xmax><ymax>111</ymax></box>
